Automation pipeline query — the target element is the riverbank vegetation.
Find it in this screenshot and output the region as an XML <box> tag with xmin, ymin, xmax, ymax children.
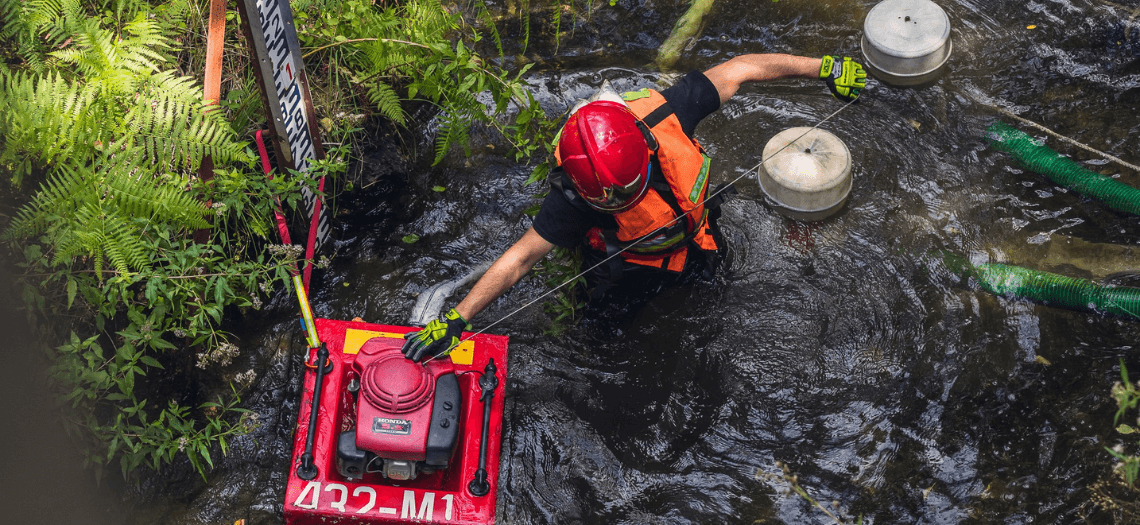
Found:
<box><xmin>0</xmin><ymin>0</ymin><xmax>562</xmax><ymax>481</ymax></box>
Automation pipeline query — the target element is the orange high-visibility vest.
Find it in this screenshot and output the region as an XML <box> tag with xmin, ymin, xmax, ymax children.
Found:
<box><xmin>602</xmin><ymin>88</ymin><xmax>716</xmax><ymax>272</ymax></box>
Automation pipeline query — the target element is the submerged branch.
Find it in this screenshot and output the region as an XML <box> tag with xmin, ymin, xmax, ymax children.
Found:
<box><xmin>654</xmin><ymin>0</ymin><xmax>716</xmax><ymax>70</ymax></box>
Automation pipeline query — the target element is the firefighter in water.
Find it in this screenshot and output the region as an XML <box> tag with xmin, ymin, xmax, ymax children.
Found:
<box><xmin>401</xmin><ymin>53</ymin><xmax>867</xmax><ymax>362</ymax></box>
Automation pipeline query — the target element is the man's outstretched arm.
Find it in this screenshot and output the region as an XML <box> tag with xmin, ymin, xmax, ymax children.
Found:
<box><xmin>454</xmin><ymin>226</ymin><xmax>556</xmax><ymax>321</ymax></box>
<box><xmin>702</xmin><ymin>54</ymin><xmax>824</xmax><ymax>104</ymax></box>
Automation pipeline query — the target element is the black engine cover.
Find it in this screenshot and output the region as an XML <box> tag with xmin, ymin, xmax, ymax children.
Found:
<box><xmin>425</xmin><ymin>373</ymin><xmax>461</xmax><ymax>467</ymax></box>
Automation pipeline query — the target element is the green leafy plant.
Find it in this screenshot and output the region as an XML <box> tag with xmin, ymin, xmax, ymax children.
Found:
<box><xmin>1088</xmin><ymin>361</ymin><xmax>1140</xmax><ymax>522</ymax></box>
<box><xmin>539</xmin><ymin>246</ymin><xmax>585</xmax><ymax>335</ymax></box>
<box><xmin>0</xmin><ymin>1</ymin><xmax>300</xmax><ymax>482</ymax></box>
<box><xmin>293</xmin><ymin>0</ymin><xmax>555</xmax><ymax>166</ymax></box>
<box><xmin>1108</xmin><ymin>362</ymin><xmax>1140</xmax><ymax>486</ymax></box>
<box><xmin>51</xmin><ymin>331</ymin><xmax>259</xmax><ymax>480</ymax></box>
<box><xmin>9</xmin><ymin>171</ymin><xmax>301</xmax><ymax>482</ymax></box>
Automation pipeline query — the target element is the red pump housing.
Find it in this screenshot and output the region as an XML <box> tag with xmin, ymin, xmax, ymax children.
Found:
<box><xmin>354</xmin><ymin>339</ymin><xmax>456</xmax><ymax>461</ymax></box>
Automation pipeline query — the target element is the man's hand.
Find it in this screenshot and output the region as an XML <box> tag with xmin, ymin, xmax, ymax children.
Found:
<box><xmin>819</xmin><ymin>56</ymin><xmax>867</xmax><ymax>102</ymax></box>
<box><xmin>401</xmin><ymin>307</ymin><xmax>471</xmax><ymax>362</ymax></box>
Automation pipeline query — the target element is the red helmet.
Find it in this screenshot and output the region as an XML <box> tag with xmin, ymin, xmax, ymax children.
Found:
<box><xmin>557</xmin><ymin>101</ymin><xmax>651</xmax><ymax>213</ymax></box>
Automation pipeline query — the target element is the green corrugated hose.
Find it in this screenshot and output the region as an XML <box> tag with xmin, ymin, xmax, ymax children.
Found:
<box><xmin>985</xmin><ymin>121</ymin><xmax>1140</xmax><ymax>215</ymax></box>
<box><xmin>964</xmin><ymin>261</ymin><xmax>1140</xmax><ymax>319</ymax></box>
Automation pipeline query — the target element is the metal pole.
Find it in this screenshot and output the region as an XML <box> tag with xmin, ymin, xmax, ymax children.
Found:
<box><xmin>468</xmin><ymin>358</ymin><xmax>498</xmax><ymax>496</ymax></box>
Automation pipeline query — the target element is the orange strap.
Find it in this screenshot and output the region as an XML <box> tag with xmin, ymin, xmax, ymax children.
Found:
<box><xmin>203</xmin><ymin>0</ymin><xmax>226</xmax><ymax>107</ymax></box>
<box><xmin>193</xmin><ymin>0</ymin><xmax>227</xmax><ymax>245</ymax></box>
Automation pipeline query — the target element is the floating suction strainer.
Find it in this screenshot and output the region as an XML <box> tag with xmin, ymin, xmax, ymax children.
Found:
<box><xmin>861</xmin><ymin>0</ymin><xmax>952</xmax><ymax>86</ymax></box>
<box><xmin>758</xmin><ymin>127</ymin><xmax>853</xmax><ymax>222</ymax></box>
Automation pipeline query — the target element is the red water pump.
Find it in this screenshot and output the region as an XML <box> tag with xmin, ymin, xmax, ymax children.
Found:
<box><xmin>336</xmin><ymin>338</ymin><xmax>460</xmax><ymax>481</ymax></box>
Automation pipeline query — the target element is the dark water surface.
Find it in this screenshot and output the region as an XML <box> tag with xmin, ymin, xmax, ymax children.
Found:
<box><xmin>18</xmin><ymin>0</ymin><xmax>1140</xmax><ymax>523</ymax></box>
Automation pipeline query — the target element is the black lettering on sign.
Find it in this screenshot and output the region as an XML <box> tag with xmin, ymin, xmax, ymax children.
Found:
<box><xmin>278</xmin><ymin>100</ymin><xmax>293</xmax><ymax>131</ymax></box>
<box><xmin>246</xmin><ymin>0</ymin><xmax>330</xmax><ymax>252</ymax></box>
<box><xmin>263</xmin><ymin>15</ymin><xmax>287</xmax><ymax>68</ymax></box>
<box><xmin>315</xmin><ymin>209</ymin><xmax>332</xmax><ymax>247</ymax></box>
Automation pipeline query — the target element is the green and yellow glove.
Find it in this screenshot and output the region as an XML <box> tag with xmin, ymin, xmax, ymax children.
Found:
<box><xmin>819</xmin><ymin>55</ymin><xmax>867</xmax><ymax>103</ymax></box>
<box><xmin>401</xmin><ymin>307</ymin><xmax>471</xmax><ymax>362</ymax></box>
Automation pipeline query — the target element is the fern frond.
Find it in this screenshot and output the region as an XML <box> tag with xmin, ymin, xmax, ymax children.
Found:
<box><xmin>53</xmin><ymin>29</ymin><xmax>129</xmax><ymax>94</ymax></box>
<box><xmin>472</xmin><ymin>0</ymin><xmax>504</xmax><ymax>58</ymax></box>
<box><xmin>54</xmin><ymin>203</ymin><xmax>148</xmax><ymax>275</ymax></box>
<box><xmin>433</xmin><ymin>109</ymin><xmax>471</xmax><ymax>165</ymax></box>
<box><xmin>0</xmin><ymin>0</ymin><xmax>27</xmax><ymax>41</ymax></box>
<box><xmin>24</xmin><ymin>0</ymin><xmax>82</xmax><ymax>48</ymax></box>
<box><xmin>402</xmin><ymin>0</ymin><xmax>458</xmax><ymax>37</ymax></box>
<box><xmin>102</xmin><ymin>215</ymin><xmax>150</xmax><ymax>274</ymax></box>
<box><xmin>2</xmin><ymin>163</ymin><xmax>93</xmax><ymax>240</ymax></box>
<box><xmin>50</xmin><ymin>201</ymin><xmax>107</xmax><ymax>270</ymax></box>
<box><xmin>8</xmin><ymin>164</ymin><xmax>209</xmax><ymax>273</ymax></box>
<box><xmin>362</xmin><ymin>42</ymin><xmax>392</xmax><ymax>74</ymax></box>
<box><xmin>519</xmin><ymin>0</ymin><xmax>530</xmax><ymax>53</ymax></box>
<box><xmin>122</xmin><ymin>82</ymin><xmax>248</xmax><ymax>171</ymax></box>
<box><xmin>11</xmin><ymin>155</ymin><xmax>203</xmax><ymax>274</ymax></box>
<box><xmin>49</xmin><ymin>14</ymin><xmax>170</xmax><ymax>95</ymax></box>
<box><xmin>149</xmin><ymin>70</ymin><xmax>199</xmax><ymax>100</ymax></box>
<box><xmin>0</xmin><ymin>72</ymin><xmax>99</xmax><ymax>174</ymax></box>
<box><xmin>367</xmin><ymin>81</ymin><xmax>406</xmax><ymax>125</ymax></box>
<box><xmin>119</xmin><ymin>13</ymin><xmax>170</xmax><ymax>72</ymax></box>
<box><xmin>101</xmin><ymin>154</ymin><xmax>211</xmax><ymax>230</ymax></box>
<box><xmin>19</xmin><ymin>52</ymin><xmax>48</xmax><ymax>74</ymax></box>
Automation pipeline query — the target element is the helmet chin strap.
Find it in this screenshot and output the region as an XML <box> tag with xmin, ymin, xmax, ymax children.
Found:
<box><xmin>470</xmin><ymin>96</ymin><xmax>860</xmax><ymax>339</ymax></box>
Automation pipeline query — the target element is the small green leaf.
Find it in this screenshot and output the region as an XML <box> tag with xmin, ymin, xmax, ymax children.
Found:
<box><xmin>1118</xmin><ymin>424</ymin><xmax>1137</xmax><ymax>434</ymax></box>
<box><xmin>66</xmin><ymin>278</ymin><xmax>77</xmax><ymax>309</ymax></box>
<box><xmin>23</xmin><ymin>244</ymin><xmax>42</xmax><ymax>264</ymax></box>
<box><xmin>140</xmin><ymin>355</ymin><xmax>164</xmax><ymax>368</ymax></box>
<box><xmin>402</xmin><ymin>234</ymin><xmax>420</xmax><ymax>244</ymax></box>
<box><xmin>432</xmin><ymin>185</ymin><xmax>446</xmax><ymax>192</ymax></box>
<box><xmin>214</xmin><ymin>277</ymin><xmax>226</xmax><ymax>305</ymax></box>
<box><xmin>525</xmin><ymin>162</ymin><xmax>550</xmax><ymax>185</ymax></box>
<box><xmin>149</xmin><ymin>337</ymin><xmax>176</xmax><ymax>350</ymax></box>
<box><xmin>200</xmin><ymin>446</ymin><xmax>214</xmax><ymax>469</ymax></box>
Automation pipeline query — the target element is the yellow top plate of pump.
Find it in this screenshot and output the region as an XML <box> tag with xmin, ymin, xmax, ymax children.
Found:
<box><xmin>342</xmin><ymin>328</ymin><xmax>475</xmax><ymax>365</ymax></box>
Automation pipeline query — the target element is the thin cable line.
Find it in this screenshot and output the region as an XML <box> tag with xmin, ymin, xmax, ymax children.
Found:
<box><xmin>984</xmin><ymin>103</ymin><xmax>1140</xmax><ymax>173</ymax></box>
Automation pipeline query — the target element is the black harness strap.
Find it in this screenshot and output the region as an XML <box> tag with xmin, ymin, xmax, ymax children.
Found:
<box><xmin>641</xmin><ymin>101</ymin><xmax>676</xmax><ymax>129</ymax></box>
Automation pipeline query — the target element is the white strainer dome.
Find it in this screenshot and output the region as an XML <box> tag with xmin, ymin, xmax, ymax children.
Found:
<box><xmin>758</xmin><ymin>127</ymin><xmax>852</xmax><ymax>221</ymax></box>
